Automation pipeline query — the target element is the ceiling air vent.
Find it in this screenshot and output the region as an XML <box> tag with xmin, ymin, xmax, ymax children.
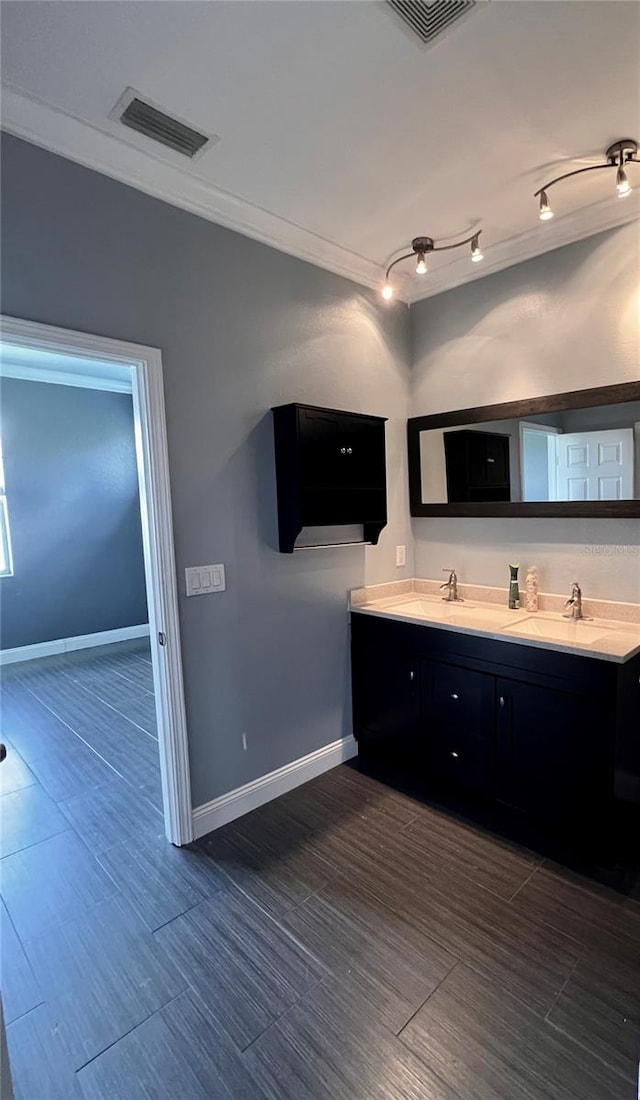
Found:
<box><xmin>117</xmin><ymin>93</ymin><xmax>211</xmax><ymax>158</ymax></box>
<box><xmin>386</xmin><ymin>0</ymin><xmax>479</xmax><ymax>46</ymax></box>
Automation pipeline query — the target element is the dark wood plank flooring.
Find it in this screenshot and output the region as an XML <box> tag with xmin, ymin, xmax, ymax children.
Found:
<box><xmin>1</xmin><ymin>655</ymin><xmax>639</xmax><ymax>1098</ymax></box>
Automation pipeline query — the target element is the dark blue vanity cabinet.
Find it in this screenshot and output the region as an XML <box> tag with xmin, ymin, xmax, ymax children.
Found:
<box><xmin>272</xmin><ymin>403</ymin><xmax>387</xmax><ymax>552</ymax></box>
<box><xmin>351</xmin><ymin>613</ymin><xmax>638</xmax><ymax>825</ymax></box>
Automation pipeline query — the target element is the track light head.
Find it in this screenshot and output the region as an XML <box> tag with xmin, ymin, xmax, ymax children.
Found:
<box><xmin>415</xmin><ymin>252</ymin><xmax>427</xmax><ymax>275</ymax></box>
<box><xmin>538</xmin><ymin>191</ymin><xmax>554</xmax><ymax>221</ymax></box>
<box><xmin>470</xmin><ymin>234</ymin><xmax>484</xmax><ymax>262</ymax></box>
<box><xmin>381</xmin><ymin>282</ymin><xmax>393</xmax><ymax>301</ymax></box>
<box><xmin>616</xmin><ymin>165</ymin><xmax>631</xmax><ymax>197</ymax></box>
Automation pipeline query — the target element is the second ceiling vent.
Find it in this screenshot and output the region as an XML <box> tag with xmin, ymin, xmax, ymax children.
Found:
<box><xmin>113</xmin><ymin>89</ymin><xmax>213</xmax><ymax>158</ymax></box>
<box><xmin>386</xmin><ymin>0</ymin><xmax>480</xmax><ymax>47</ymax></box>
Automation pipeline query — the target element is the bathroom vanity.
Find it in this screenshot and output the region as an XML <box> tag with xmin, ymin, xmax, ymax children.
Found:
<box><xmin>350</xmin><ymin>583</ymin><xmax>640</xmax><ymax>826</ymax></box>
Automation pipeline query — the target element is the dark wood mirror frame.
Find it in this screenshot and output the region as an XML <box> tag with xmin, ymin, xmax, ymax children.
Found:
<box><xmin>408</xmin><ymin>381</ymin><xmax>640</xmax><ymax>518</ymax></box>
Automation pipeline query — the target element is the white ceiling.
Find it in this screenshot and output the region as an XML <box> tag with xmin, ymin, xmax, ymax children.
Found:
<box><xmin>1</xmin><ymin>0</ymin><xmax>639</xmax><ymax>301</ymax></box>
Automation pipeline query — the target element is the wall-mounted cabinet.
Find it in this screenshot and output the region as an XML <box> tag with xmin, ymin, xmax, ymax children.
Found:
<box><xmin>272</xmin><ymin>403</ymin><xmax>387</xmax><ymax>552</ymax></box>
<box><xmin>443</xmin><ymin>429</ymin><xmax>511</xmax><ymax>503</ymax></box>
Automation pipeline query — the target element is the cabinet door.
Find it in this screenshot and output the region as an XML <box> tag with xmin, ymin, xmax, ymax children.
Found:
<box><xmin>352</xmin><ymin>646</ymin><xmax>419</xmax><ymax>759</ymax></box>
<box><xmin>496</xmin><ymin>678</ymin><xmax>611</xmax><ymax>819</ymax></box>
<box><xmin>339</xmin><ymin>416</ymin><xmax>386</xmax><ymax>490</ymax></box>
<box><xmin>298</xmin><ymin>408</ymin><xmax>340</xmax><ymax>489</ymax></box>
<box><xmin>469</xmin><ymin>434</ymin><xmax>509</xmax><ymax>488</ymax></box>
<box><xmin>421</xmin><ymin>660</ymin><xmax>495</xmax><ymax>794</ymax></box>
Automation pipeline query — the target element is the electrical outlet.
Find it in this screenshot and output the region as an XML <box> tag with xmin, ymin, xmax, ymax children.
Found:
<box><xmin>395</xmin><ymin>545</ymin><xmax>406</xmax><ymax>567</ymax></box>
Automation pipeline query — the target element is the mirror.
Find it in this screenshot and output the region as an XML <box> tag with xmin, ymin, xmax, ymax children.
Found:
<box><xmin>408</xmin><ymin>383</ymin><xmax>640</xmax><ymax>518</ymax></box>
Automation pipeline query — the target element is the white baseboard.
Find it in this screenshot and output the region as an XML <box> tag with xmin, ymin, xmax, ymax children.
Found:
<box><xmin>192</xmin><ymin>734</ymin><xmax>358</xmax><ymax>839</ymax></box>
<box><xmin>0</xmin><ymin>624</ymin><xmax>151</xmax><ymax>665</ymax></box>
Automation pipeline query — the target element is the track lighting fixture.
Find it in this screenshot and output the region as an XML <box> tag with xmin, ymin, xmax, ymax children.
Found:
<box><xmin>381</xmin><ymin>231</ymin><xmax>484</xmax><ymax>300</ymax></box>
<box><xmin>534</xmin><ymin>138</ymin><xmax>638</xmax><ymax>220</ymax></box>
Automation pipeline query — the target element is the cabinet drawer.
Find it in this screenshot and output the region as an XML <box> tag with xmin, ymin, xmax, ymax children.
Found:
<box><xmin>426</xmin><ymin>662</ymin><xmax>494</xmax><ymax>735</ymax></box>
<box><xmin>429</xmin><ymin>729</ymin><xmax>494</xmax><ymax>793</ymax></box>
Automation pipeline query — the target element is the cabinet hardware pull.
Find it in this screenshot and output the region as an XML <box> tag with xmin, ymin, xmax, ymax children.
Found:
<box><xmin>499</xmin><ymin>696</ymin><xmax>505</xmax><ymax>707</ymax></box>
<box><xmin>487</xmin><ymin>458</ymin><xmax>496</xmax><ymax>463</ymax></box>
<box><xmin>450</xmin><ymin>693</ymin><xmax>459</xmax><ymax>700</ymax></box>
<box><xmin>340</xmin><ymin>447</ymin><xmax>347</xmax><ymax>454</ymax></box>
<box><xmin>409</xmin><ymin>670</ymin><xmax>414</xmax><ymax>681</ymax></box>
<box><xmin>347</xmin><ymin>447</ymin><xmax>353</xmax><ymax>454</ymax></box>
<box><xmin>158</xmin><ymin>632</ymin><xmax>166</xmax><ymax>646</ymax></box>
<box><xmin>451</xmin><ymin>751</ymin><xmax>459</xmax><ymax>758</ymax></box>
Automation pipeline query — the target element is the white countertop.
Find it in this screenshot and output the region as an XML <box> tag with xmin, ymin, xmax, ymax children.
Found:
<box><xmin>349</xmin><ymin>582</ymin><xmax>640</xmax><ymax>664</ymax></box>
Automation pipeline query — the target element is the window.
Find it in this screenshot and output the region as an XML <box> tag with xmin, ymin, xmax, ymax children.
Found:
<box><xmin>0</xmin><ymin>441</ymin><xmax>13</xmax><ymax>577</ymax></box>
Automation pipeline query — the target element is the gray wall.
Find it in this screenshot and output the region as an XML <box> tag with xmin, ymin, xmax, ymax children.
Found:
<box><xmin>410</xmin><ymin>224</ymin><xmax>640</xmax><ymax>603</ymax></box>
<box><xmin>0</xmin><ymin>134</ymin><xmax>411</xmax><ymax>807</ymax></box>
<box><xmin>0</xmin><ymin>377</ymin><xmax>148</xmax><ymax>649</ymax></box>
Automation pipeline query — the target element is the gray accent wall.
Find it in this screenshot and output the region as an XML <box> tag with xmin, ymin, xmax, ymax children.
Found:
<box><xmin>410</xmin><ymin>225</ymin><xmax>640</xmax><ymax>604</ymax></box>
<box><xmin>0</xmin><ymin>134</ymin><xmax>412</xmax><ymax>807</ymax></box>
<box><xmin>0</xmin><ymin>377</ymin><xmax>148</xmax><ymax>649</ymax></box>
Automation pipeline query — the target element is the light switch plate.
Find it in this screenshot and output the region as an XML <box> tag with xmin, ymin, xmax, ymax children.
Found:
<box><xmin>185</xmin><ymin>564</ymin><xmax>226</xmax><ymax>596</ymax></box>
<box><xmin>395</xmin><ymin>545</ymin><xmax>406</xmax><ymax>567</ymax></box>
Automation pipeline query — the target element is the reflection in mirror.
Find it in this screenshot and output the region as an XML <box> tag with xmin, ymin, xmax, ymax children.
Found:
<box><xmin>420</xmin><ymin>402</ymin><xmax>640</xmax><ymax>505</ymax></box>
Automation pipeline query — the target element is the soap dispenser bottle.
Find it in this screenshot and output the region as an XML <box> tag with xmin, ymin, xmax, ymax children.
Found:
<box><xmin>524</xmin><ymin>566</ymin><xmax>539</xmax><ymax>612</ymax></box>
<box><xmin>508</xmin><ymin>563</ymin><xmax>520</xmax><ymax>609</ymax></box>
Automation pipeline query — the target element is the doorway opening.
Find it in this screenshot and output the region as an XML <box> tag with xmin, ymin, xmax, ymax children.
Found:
<box><xmin>0</xmin><ymin>316</ymin><xmax>192</xmax><ymax>847</ymax></box>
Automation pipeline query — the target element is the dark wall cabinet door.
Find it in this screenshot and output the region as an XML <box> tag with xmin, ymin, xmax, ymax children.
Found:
<box><xmin>421</xmin><ymin>660</ymin><xmax>495</xmax><ymax>794</ymax></box>
<box><xmin>495</xmin><ymin>678</ymin><xmax>610</xmax><ymax>819</ymax></box>
<box><xmin>338</xmin><ymin>415</ymin><xmax>386</xmax><ymax>490</ymax></box>
<box><xmin>298</xmin><ymin>408</ymin><xmax>341</xmax><ymax>490</ymax></box>
<box><xmin>472</xmin><ymin>433</ymin><xmax>509</xmax><ymax>488</ymax></box>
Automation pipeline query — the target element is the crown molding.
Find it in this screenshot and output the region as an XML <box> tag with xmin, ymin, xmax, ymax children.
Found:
<box><xmin>0</xmin><ymin>85</ymin><xmax>383</xmax><ymax>293</ymax></box>
<box><xmin>2</xmin><ymin>84</ymin><xmax>638</xmax><ymax>307</ymax></box>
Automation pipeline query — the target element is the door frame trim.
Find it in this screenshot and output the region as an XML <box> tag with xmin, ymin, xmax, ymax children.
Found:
<box><xmin>0</xmin><ymin>315</ymin><xmax>193</xmax><ymax>845</ymax></box>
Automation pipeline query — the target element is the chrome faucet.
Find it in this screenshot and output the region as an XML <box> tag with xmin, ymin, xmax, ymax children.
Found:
<box><xmin>440</xmin><ymin>569</ymin><xmax>463</xmax><ymax>602</ymax></box>
<box><xmin>564</xmin><ymin>582</ymin><xmax>588</xmax><ymax>621</ymax></box>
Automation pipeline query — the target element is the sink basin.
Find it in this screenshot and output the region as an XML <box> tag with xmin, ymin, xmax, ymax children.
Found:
<box><xmin>503</xmin><ymin>617</ymin><xmax>610</xmax><ymax>645</ymax></box>
<box><xmin>390</xmin><ymin>598</ymin><xmax>462</xmax><ymax>619</ymax></box>
<box><xmin>384</xmin><ymin>598</ymin><xmax>522</xmax><ymax>630</ymax></box>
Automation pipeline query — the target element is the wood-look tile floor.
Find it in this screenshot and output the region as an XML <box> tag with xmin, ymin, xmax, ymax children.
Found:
<box><xmin>1</xmin><ymin>657</ymin><xmax>639</xmax><ymax>1098</ymax></box>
